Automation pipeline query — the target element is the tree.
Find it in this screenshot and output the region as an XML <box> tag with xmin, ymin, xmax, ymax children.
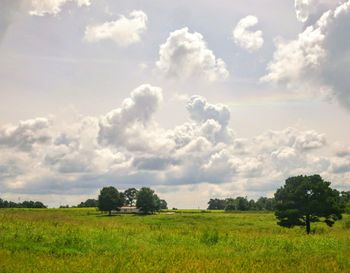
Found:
<box><xmin>345</xmin><ymin>201</ymin><xmax>350</xmax><ymax>214</ymax></box>
<box><xmin>158</xmin><ymin>199</ymin><xmax>168</xmax><ymax>210</ymax></box>
<box><xmin>256</xmin><ymin>197</ymin><xmax>276</xmax><ymax>211</ymax></box>
<box><xmin>124</xmin><ymin>188</ymin><xmax>138</xmax><ymax>206</ymax></box>
<box><xmin>98</xmin><ymin>187</ymin><xmax>124</xmax><ymax>216</ymax></box>
<box><xmin>207</xmin><ymin>198</ymin><xmax>226</xmax><ymax>210</ymax></box>
<box><xmin>224</xmin><ymin>197</ymin><xmax>250</xmax><ymax>211</ymax></box>
<box><xmin>248</xmin><ymin>199</ymin><xmax>256</xmax><ymax>210</ymax></box>
<box><xmin>275</xmin><ymin>175</ymin><xmax>342</xmax><ymax>234</ymax></box>
<box><xmin>77</xmin><ymin>199</ymin><xmax>98</xmax><ymax>208</ymax></box>
<box><xmin>224</xmin><ymin>198</ymin><xmax>236</xmax><ymax>211</ymax></box>
<box><xmin>136</xmin><ymin>187</ymin><xmax>159</xmax><ymax>214</ymax></box>
<box><xmin>236</xmin><ymin>197</ymin><xmax>249</xmax><ymax>211</ymax></box>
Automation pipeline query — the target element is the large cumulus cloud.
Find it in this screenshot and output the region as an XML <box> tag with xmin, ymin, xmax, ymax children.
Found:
<box><xmin>263</xmin><ymin>0</ymin><xmax>350</xmax><ymax>110</ymax></box>
<box><xmin>156</xmin><ymin>27</ymin><xmax>229</xmax><ymax>82</ymax></box>
<box><xmin>0</xmin><ymin>84</ymin><xmax>348</xmax><ymax>201</ymax></box>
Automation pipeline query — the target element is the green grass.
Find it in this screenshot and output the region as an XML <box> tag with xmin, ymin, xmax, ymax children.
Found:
<box><xmin>0</xmin><ymin>209</ymin><xmax>349</xmax><ymax>273</ymax></box>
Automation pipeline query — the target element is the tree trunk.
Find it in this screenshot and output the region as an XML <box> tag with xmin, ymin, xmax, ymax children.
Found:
<box><xmin>306</xmin><ymin>215</ymin><xmax>311</xmax><ymax>234</ymax></box>
<box><xmin>109</xmin><ymin>210</ymin><xmax>111</xmax><ymax>216</ymax></box>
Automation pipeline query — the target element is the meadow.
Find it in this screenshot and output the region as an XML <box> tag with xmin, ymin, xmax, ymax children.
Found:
<box><xmin>0</xmin><ymin>209</ymin><xmax>349</xmax><ymax>273</ymax></box>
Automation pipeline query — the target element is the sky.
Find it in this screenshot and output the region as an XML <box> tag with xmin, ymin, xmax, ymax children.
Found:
<box><xmin>0</xmin><ymin>0</ymin><xmax>349</xmax><ymax>208</ymax></box>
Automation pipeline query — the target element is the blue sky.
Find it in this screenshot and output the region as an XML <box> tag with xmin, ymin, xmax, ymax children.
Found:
<box><xmin>0</xmin><ymin>0</ymin><xmax>349</xmax><ymax>208</ymax></box>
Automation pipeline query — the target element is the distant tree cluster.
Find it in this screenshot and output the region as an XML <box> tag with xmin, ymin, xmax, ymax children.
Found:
<box><xmin>77</xmin><ymin>199</ymin><xmax>98</xmax><ymax>208</ymax></box>
<box><xmin>0</xmin><ymin>198</ymin><xmax>46</xmax><ymax>208</ymax></box>
<box><xmin>97</xmin><ymin>186</ymin><xmax>167</xmax><ymax>215</ymax></box>
<box><xmin>207</xmin><ymin>197</ymin><xmax>276</xmax><ymax>211</ymax></box>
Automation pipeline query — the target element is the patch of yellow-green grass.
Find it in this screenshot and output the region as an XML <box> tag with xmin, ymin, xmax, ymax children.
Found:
<box><xmin>0</xmin><ymin>209</ymin><xmax>349</xmax><ymax>273</ymax></box>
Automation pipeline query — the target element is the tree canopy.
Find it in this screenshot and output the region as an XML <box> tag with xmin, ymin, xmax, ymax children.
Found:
<box><xmin>207</xmin><ymin>197</ymin><xmax>275</xmax><ymax>211</ymax></box>
<box><xmin>77</xmin><ymin>199</ymin><xmax>98</xmax><ymax>208</ymax></box>
<box><xmin>274</xmin><ymin>175</ymin><xmax>343</xmax><ymax>234</ymax></box>
<box><xmin>124</xmin><ymin>188</ymin><xmax>138</xmax><ymax>206</ymax></box>
<box><xmin>0</xmin><ymin>198</ymin><xmax>46</xmax><ymax>208</ymax></box>
<box><xmin>136</xmin><ymin>187</ymin><xmax>160</xmax><ymax>214</ymax></box>
<box><xmin>98</xmin><ymin>186</ymin><xmax>124</xmax><ymax>215</ymax></box>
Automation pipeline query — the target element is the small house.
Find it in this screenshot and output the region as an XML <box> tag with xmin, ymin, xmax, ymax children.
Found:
<box><xmin>119</xmin><ymin>206</ymin><xmax>140</xmax><ymax>213</ymax></box>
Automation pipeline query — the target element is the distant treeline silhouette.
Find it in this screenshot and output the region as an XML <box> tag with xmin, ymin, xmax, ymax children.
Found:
<box><xmin>208</xmin><ymin>191</ymin><xmax>350</xmax><ymax>212</ymax></box>
<box><xmin>208</xmin><ymin>197</ymin><xmax>276</xmax><ymax>211</ymax></box>
<box><xmin>0</xmin><ymin>198</ymin><xmax>46</xmax><ymax>208</ymax></box>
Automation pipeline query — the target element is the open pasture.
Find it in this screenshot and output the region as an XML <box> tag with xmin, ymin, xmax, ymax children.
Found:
<box><xmin>0</xmin><ymin>209</ymin><xmax>349</xmax><ymax>273</ymax></box>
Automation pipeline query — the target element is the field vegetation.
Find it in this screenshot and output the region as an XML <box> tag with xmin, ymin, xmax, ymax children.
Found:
<box><xmin>0</xmin><ymin>208</ymin><xmax>349</xmax><ymax>273</ymax></box>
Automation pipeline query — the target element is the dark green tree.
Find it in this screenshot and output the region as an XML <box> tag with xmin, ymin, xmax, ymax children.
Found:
<box><xmin>124</xmin><ymin>188</ymin><xmax>138</xmax><ymax>206</ymax></box>
<box><xmin>345</xmin><ymin>201</ymin><xmax>350</xmax><ymax>214</ymax></box>
<box><xmin>98</xmin><ymin>187</ymin><xmax>124</xmax><ymax>216</ymax></box>
<box><xmin>136</xmin><ymin>187</ymin><xmax>159</xmax><ymax>214</ymax></box>
<box><xmin>158</xmin><ymin>199</ymin><xmax>168</xmax><ymax>210</ymax></box>
<box><xmin>275</xmin><ymin>175</ymin><xmax>342</xmax><ymax>234</ymax></box>
<box><xmin>236</xmin><ymin>197</ymin><xmax>249</xmax><ymax>211</ymax></box>
<box><xmin>224</xmin><ymin>198</ymin><xmax>236</xmax><ymax>211</ymax></box>
<box><xmin>207</xmin><ymin>198</ymin><xmax>226</xmax><ymax>210</ymax></box>
<box><xmin>248</xmin><ymin>199</ymin><xmax>256</xmax><ymax>210</ymax></box>
<box><xmin>77</xmin><ymin>199</ymin><xmax>98</xmax><ymax>208</ymax></box>
<box><xmin>255</xmin><ymin>197</ymin><xmax>276</xmax><ymax>211</ymax></box>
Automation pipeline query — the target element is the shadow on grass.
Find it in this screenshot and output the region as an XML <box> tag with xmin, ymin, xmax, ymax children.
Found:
<box><xmin>96</xmin><ymin>214</ymin><xmax>121</xmax><ymax>217</ymax></box>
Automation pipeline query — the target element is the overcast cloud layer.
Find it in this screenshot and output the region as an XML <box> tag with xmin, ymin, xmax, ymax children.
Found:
<box><xmin>0</xmin><ymin>0</ymin><xmax>349</xmax><ymax>208</ymax></box>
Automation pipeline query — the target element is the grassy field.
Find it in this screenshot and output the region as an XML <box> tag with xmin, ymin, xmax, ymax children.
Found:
<box><xmin>0</xmin><ymin>209</ymin><xmax>349</xmax><ymax>273</ymax></box>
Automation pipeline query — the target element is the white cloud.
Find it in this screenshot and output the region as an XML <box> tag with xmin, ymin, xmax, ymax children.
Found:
<box><xmin>0</xmin><ymin>84</ymin><xmax>348</xmax><ymax>206</ymax></box>
<box><xmin>263</xmin><ymin>0</ymin><xmax>350</xmax><ymax>110</ymax></box>
<box><xmin>98</xmin><ymin>84</ymin><xmax>173</xmax><ymax>153</ymax></box>
<box><xmin>84</xmin><ymin>10</ymin><xmax>148</xmax><ymax>46</ymax></box>
<box><xmin>156</xmin><ymin>27</ymin><xmax>229</xmax><ymax>81</ymax></box>
<box><xmin>295</xmin><ymin>0</ymin><xmax>313</xmax><ymax>22</ymax></box>
<box><xmin>233</xmin><ymin>15</ymin><xmax>264</xmax><ymax>52</ymax></box>
<box><xmin>29</xmin><ymin>0</ymin><xmax>91</xmax><ymax>16</ymax></box>
<box><xmin>294</xmin><ymin>0</ymin><xmax>344</xmax><ymax>23</ymax></box>
<box><xmin>0</xmin><ymin>118</ymin><xmax>51</xmax><ymax>151</ymax></box>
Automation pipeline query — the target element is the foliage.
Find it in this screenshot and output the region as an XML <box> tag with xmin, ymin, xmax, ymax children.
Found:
<box><xmin>123</xmin><ymin>188</ymin><xmax>138</xmax><ymax>206</ymax></box>
<box><xmin>345</xmin><ymin>201</ymin><xmax>350</xmax><ymax>214</ymax></box>
<box><xmin>136</xmin><ymin>187</ymin><xmax>160</xmax><ymax>214</ymax></box>
<box><xmin>158</xmin><ymin>199</ymin><xmax>168</xmax><ymax>210</ymax></box>
<box><xmin>97</xmin><ymin>187</ymin><xmax>124</xmax><ymax>215</ymax></box>
<box><xmin>0</xmin><ymin>198</ymin><xmax>46</xmax><ymax>208</ymax></box>
<box><xmin>77</xmin><ymin>199</ymin><xmax>98</xmax><ymax>208</ymax></box>
<box><xmin>208</xmin><ymin>197</ymin><xmax>275</xmax><ymax>211</ymax></box>
<box><xmin>275</xmin><ymin>175</ymin><xmax>343</xmax><ymax>234</ymax></box>
<box><xmin>207</xmin><ymin>198</ymin><xmax>227</xmax><ymax>210</ymax></box>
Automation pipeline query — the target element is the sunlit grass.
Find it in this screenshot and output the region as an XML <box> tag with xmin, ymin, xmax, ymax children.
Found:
<box><xmin>0</xmin><ymin>209</ymin><xmax>349</xmax><ymax>272</ymax></box>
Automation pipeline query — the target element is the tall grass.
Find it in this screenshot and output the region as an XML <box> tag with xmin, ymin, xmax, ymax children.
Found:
<box><xmin>0</xmin><ymin>209</ymin><xmax>349</xmax><ymax>273</ymax></box>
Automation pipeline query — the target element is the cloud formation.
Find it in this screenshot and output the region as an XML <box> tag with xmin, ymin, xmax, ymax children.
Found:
<box><xmin>0</xmin><ymin>118</ymin><xmax>51</xmax><ymax>151</ymax></box>
<box><xmin>263</xmin><ymin>0</ymin><xmax>350</xmax><ymax>110</ymax></box>
<box><xmin>233</xmin><ymin>15</ymin><xmax>264</xmax><ymax>52</ymax></box>
<box><xmin>84</xmin><ymin>10</ymin><xmax>148</xmax><ymax>46</ymax></box>
<box><xmin>294</xmin><ymin>0</ymin><xmax>343</xmax><ymax>23</ymax></box>
<box><xmin>29</xmin><ymin>0</ymin><xmax>91</xmax><ymax>16</ymax></box>
<box><xmin>0</xmin><ymin>84</ymin><xmax>348</xmax><ymax>202</ymax></box>
<box><xmin>156</xmin><ymin>27</ymin><xmax>229</xmax><ymax>81</ymax></box>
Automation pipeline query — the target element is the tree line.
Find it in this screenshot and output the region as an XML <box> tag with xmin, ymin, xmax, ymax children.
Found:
<box><xmin>0</xmin><ymin>198</ymin><xmax>46</xmax><ymax>208</ymax></box>
<box><xmin>208</xmin><ymin>190</ymin><xmax>350</xmax><ymax>214</ymax></box>
<box><xmin>207</xmin><ymin>196</ymin><xmax>276</xmax><ymax>211</ymax></box>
